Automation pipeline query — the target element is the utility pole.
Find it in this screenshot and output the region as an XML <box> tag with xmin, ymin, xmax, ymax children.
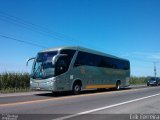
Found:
<box><xmin>154</xmin><ymin>62</ymin><xmax>157</xmax><ymax>80</ymax></box>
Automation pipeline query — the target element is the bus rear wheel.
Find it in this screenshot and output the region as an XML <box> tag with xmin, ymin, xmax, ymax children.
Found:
<box><xmin>72</xmin><ymin>82</ymin><xmax>81</xmax><ymax>95</ymax></box>
<box><xmin>115</xmin><ymin>81</ymin><xmax>121</xmax><ymax>90</ymax></box>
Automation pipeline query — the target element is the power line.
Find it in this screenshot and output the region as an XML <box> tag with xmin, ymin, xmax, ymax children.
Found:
<box><xmin>0</xmin><ymin>11</ymin><xmax>114</xmax><ymax>54</ymax></box>
<box><xmin>0</xmin><ymin>34</ymin><xmax>46</xmax><ymax>48</ymax></box>
<box><xmin>0</xmin><ymin>11</ymin><xmax>88</xmax><ymax>45</ymax></box>
<box><xmin>0</xmin><ymin>15</ymin><xmax>71</xmax><ymax>44</ymax></box>
<box><xmin>0</xmin><ymin>11</ymin><xmax>70</xmax><ymax>42</ymax></box>
<box><xmin>1</xmin><ymin>11</ymin><xmax>159</xmax><ymax>64</ymax></box>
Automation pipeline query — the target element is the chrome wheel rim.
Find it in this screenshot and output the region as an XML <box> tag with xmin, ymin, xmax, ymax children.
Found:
<box><xmin>74</xmin><ymin>85</ymin><xmax>80</xmax><ymax>92</ymax></box>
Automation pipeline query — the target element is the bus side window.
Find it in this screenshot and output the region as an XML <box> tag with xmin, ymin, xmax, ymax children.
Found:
<box><xmin>74</xmin><ymin>51</ymin><xmax>92</xmax><ymax>67</ymax></box>
<box><xmin>55</xmin><ymin>50</ymin><xmax>76</xmax><ymax>76</ymax></box>
<box><xmin>55</xmin><ymin>56</ymin><xmax>68</xmax><ymax>75</ymax></box>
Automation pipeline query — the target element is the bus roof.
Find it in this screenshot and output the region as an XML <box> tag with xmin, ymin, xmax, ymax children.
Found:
<box><xmin>40</xmin><ymin>46</ymin><xmax>129</xmax><ymax>62</ymax></box>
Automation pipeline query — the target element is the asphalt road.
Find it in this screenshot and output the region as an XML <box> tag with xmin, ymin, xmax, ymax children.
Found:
<box><xmin>0</xmin><ymin>86</ymin><xmax>160</xmax><ymax>120</ymax></box>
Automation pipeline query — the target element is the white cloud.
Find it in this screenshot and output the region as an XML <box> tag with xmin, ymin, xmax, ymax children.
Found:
<box><xmin>121</xmin><ymin>52</ymin><xmax>160</xmax><ymax>62</ymax></box>
<box><xmin>121</xmin><ymin>52</ymin><xmax>160</xmax><ymax>76</ymax></box>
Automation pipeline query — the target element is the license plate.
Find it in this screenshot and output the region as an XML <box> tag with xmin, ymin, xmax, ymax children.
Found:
<box><xmin>36</xmin><ymin>87</ymin><xmax>40</xmax><ymax>90</ymax></box>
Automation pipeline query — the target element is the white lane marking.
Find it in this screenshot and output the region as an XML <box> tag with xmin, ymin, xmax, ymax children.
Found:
<box><xmin>53</xmin><ymin>93</ymin><xmax>160</xmax><ymax>120</ymax></box>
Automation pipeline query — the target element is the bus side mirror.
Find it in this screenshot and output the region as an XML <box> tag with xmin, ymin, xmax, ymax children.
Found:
<box><xmin>26</xmin><ymin>57</ymin><xmax>35</xmax><ymax>66</ymax></box>
<box><xmin>52</xmin><ymin>54</ymin><xmax>67</xmax><ymax>65</ymax></box>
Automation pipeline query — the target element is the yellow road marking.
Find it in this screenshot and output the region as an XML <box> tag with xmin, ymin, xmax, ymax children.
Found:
<box><xmin>0</xmin><ymin>87</ymin><xmax>149</xmax><ymax>107</ymax></box>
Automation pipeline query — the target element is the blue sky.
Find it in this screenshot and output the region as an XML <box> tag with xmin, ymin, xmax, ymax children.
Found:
<box><xmin>0</xmin><ymin>0</ymin><xmax>160</xmax><ymax>76</ymax></box>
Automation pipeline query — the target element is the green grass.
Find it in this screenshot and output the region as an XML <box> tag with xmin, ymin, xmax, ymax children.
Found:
<box><xmin>0</xmin><ymin>88</ymin><xmax>31</xmax><ymax>93</ymax></box>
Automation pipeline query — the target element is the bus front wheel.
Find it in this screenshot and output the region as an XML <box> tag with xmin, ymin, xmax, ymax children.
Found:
<box><xmin>72</xmin><ymin>82</ymin><xmax>81</xmax><ymax>95</ymax></box>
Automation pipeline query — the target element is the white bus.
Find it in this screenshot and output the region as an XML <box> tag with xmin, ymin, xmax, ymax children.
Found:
<box><xmin>27</xmin><ymin>46</ymin><xmax>130</xmax><ymax>94</ymax></box>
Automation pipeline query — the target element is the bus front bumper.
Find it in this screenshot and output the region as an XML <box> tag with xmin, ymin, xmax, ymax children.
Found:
<box><xmin>30</xmin><ymin>78</ymin><xmax>57</xmax><ymax>91</ymax></box>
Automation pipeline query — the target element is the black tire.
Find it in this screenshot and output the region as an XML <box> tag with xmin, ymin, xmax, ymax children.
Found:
<box><xmin>97</xmin><ymin>88</ymin><xmax>106</xmax><ymax>92</ymax></box>
<box><xmin>72</xmin><ymin>82</ymin><xmax>81</xmax><ymax>95</ymax></box>
<box><xmin>115</xmin><ymin>81</ymin><xmax>121</xmax><ymax>90</ymax></box>
<box><xmin>52</xmin><ymin>91</ymin><xmax>59</xmax><ymax>96</ymax></box>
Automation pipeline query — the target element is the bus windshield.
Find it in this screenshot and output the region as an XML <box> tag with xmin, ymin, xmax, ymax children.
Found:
<box><xmin>31</xmin><ymin>51</ymin><xmax>58</xmax><ymax>79</ymax></box>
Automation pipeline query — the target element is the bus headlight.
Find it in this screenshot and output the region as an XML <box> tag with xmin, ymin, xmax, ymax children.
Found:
<box><xmin>47</xmin><ymin>80</ymin><xmax>55</xmax><ymax>85</ymax></box>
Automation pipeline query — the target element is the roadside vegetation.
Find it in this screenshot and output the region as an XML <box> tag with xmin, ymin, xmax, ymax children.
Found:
<box><xmin>0</xmin><ymin>72</ymin><xmax>30</xmax><ymax>93</ymax></box>
<box><xmin>129</xmin><ymin>76</ymin><xmax>149</xmax><ymax>85</ymax></box>
<box><xmin>0</xmin><ymin>72</ymin><xmax>150</xmax><ymax>93</ymax></box>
